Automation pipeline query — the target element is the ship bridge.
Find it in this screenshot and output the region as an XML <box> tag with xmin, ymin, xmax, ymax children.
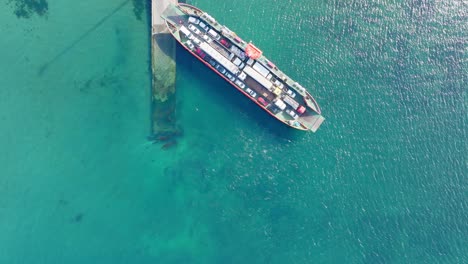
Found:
<box><xmin>245</xmin><ymin>43</ymin><xmax>262</xmax><ymax>59</ymax></box>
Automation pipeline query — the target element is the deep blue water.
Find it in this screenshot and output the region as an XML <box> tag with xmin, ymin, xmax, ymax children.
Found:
<box><xmin>0</xmin><ymin>0</ymin><xmax>466</xmax><ymax>263</ymax></box>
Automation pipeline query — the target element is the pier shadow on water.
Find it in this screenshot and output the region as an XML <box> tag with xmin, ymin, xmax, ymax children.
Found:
<box><xmin>154</xmin><ymin>33</ymin><xmax>177</xmax><ymax>58</ymax></box>
<box><xmin>149</xmin><ymin>32</ymin><xmax>182</xmax><ymax>149</ymax></box>
<box><xmin>130</xmin><ymin>0</ymin><xmax>182</xmax><ymax>149</ymax></box>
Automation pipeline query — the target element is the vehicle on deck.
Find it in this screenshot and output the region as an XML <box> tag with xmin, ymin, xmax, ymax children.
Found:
<box><xmin>188</xmin><ymin>24</ymin><xmax>201</xmax><ymax>35</ymax></box>
<box><xmin>209</xmin><ymin>59</ymin><xmax>217</xmax><ymax>67</ymax></box>
<box><xmin>216</xmin><ymin>65</ymin><xmax>226</xmax><ymax>74</ymax></box>
<box><xmin>258</xmin><ymin>97</ymin><xmax>268</xmax><ymax>106</ymax></box>
<box><xmin>233</xmin><ymin>57</ymin><xmax>245</xmax><ymax>69</ymax></box>
<box><xmin>186</xmin><ymin>40</ymin><xmax>194</xmax><ymax>50</ymax></box>
<box><xmin>199</xmin><ymin>21</ymin><xmax>210</xmax><ymax>31</ymax></box>
<box><xmin>238</xmin><ymin>71</ymin><xmax>247</xmax><ymax>81</ymax></box>
<box><xmin>195</xmin><ymin>48</ymin><xmax>206</xmax><ymax>59</ymax></box>
<box><xmin>193</xmin><ymin>38</ymin><xmax>201</xmax><ymax>45</ymax></box>
<box><xmin>220</xmin><ymin>39</ymin><xmax>231</xmax><ymax>48</ymax></box>
<box><xmin>188</xmin><ymin>16</ymin><xmax>199</xmax><ymax>24</ymax></box>
<box><xmin>285</xmin><ymin>109</ymin><xmax>298</xmax><ymax>119</ymax></box>
<box><xmin>235</xmin><ymin>80</ymin><xmax>246</xmax><ymax>89</ymax></box>
<box><xmin>246</xmin><ymin>88</ymin><xmax>256</xmax><ymax>97</ymax></box>
<box><xmin>286</xmin><ymin>89</ymin><xmax>296</xmax><ymax>98</ymax></box>
<box><xmin>225</xmin><ymin>72</ymin><xmax>236</xmax><ymax>82</ymax></box>
<box><xmin>208</xmin><ymin>29</ymin><xmax>221</xmax><ymax>41</ymax></box>
<box><xmin>202</xmin><ymin>34</ymin><xmax>213</xmax><ymax>43</ymax></box>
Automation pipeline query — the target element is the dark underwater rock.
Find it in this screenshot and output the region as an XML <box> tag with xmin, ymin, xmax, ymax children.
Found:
<box><xmin>131</xmin><ymin>0</ymin><xmax>145</xmax><ymax>21</ymax></box>
<box><xmin>72</xmin><ymin>213</ymin><xmax>84</xmax><ymax>223</ymax></box>
<box><xmin>8</xmin><ymin>0</ymin><xmax>49</xmax><ymax>19</ymax></box>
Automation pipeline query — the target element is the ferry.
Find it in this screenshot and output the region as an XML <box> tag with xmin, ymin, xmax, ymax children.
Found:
<box><xmin>161</xmin><ymin>3</ymin><xmax>325</xmax><ymax>132</ymax></box>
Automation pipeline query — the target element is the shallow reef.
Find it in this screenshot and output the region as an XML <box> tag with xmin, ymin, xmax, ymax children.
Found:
<box><xmin>8</xmin><ymin>0</ymin><xmax>49</xmax><ymax>19</ymax></box>
<box><xmin>131</xmin><ymin>0</ymin><xmax>146</xmax><ymax>21</ymax></box>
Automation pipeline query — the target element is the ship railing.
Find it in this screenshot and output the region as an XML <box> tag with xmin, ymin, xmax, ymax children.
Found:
<box><xmin>303</xmin><ymin>91</ymin><xmax>321</xmax><ymax>114</ymax></box>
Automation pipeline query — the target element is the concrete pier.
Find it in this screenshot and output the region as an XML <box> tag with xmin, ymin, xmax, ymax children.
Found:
<box><xmin>150</xmin><ymin>0</ymin><xmax>180</xmax><ymax>139</ymax></box>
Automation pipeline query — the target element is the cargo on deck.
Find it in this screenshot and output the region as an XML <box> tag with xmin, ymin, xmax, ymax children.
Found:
<box><xmin>252</xmin><ymin>62</ymin><xmax>270</xmax><ymax>77</ymax></box>
<box><xmin>200</xmin><ymin>42</ymin><xmax>239</xmax><ymax>74</ymax></box>
<box><xmin>243</xmin><ymin>66</ymin><xmax>273</xmax><ymax>90</ymax></box>
<box><xmin>283</xmin><ymin>95</ymin><xmax>300</xmax><ymax>110</ymax></box>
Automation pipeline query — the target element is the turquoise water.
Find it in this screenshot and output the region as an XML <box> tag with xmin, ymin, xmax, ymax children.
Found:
<box><xmin>1</xmin><ymin>0</ymin><xmax>466</xmax><ymax>263</ymax></box>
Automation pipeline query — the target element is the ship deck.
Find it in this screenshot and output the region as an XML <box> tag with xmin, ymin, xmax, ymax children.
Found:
<box><xmin>162</xmin><ymin>3</ymin><xmax>324</xmax><ymax>132</ymax></box>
